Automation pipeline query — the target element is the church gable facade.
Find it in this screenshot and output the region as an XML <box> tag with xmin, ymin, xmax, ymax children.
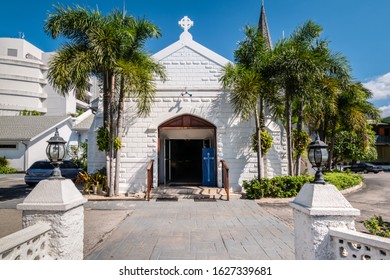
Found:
<box><xmin>88</xmin><ymin>16</ymin><xmax>287</xmax><ymax>194</ymax></box>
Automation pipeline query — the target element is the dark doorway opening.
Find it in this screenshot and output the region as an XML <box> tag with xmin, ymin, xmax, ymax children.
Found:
<box><xmin>168</xmin><ymin>140</ymin><xmax>203</xmax><ymax>183</ymax></box>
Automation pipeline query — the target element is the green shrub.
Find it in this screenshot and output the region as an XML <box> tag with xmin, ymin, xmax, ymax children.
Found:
<box><xmin>0</xmin><ymin>166</ymin><xmax>17</xmax><ymax>174</ymax></box>
<box><xmin>243</xmin><ymin>176</ymin><xmax>311</xmax><ymax>199</ymax></box>
<box><xmin>0</xmin><ymin>156</ymin><xmax>8</xmax><ymax>167</ymax></box>
<box><xmin>243</xmin><ymin>172</ymin><xmax>362</xmax><ymax>199</ymax></box>
<box><xmin>364</xmin><ymin>215</ymin><xmax>390</xmax><ymax>238</ymax></box>
<box><xmin>323</xmin><ymin>172</ymin><xmax>362</xmax><ymax>190</ymax></box>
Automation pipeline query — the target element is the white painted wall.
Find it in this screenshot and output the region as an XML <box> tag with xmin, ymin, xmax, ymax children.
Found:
<box><xmin>0</xmin><ymin>38</ymin><xmax>43</xmax><ymax>59</ymax></box>
<box><xmin>0</xmin><ymin>142</ymin><xmax>26</xmax><ymax>171</ymax></box>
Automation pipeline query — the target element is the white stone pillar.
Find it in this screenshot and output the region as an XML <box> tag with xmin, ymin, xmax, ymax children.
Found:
<box><xmin>289</xmin><ymin>183</ymin><xmax>360</xmax><ymax>260</ymax></box>
<box><xmin>17</xmin><ymin>179</ymin><xmax>87</xmax><ymax>260</ymax></box>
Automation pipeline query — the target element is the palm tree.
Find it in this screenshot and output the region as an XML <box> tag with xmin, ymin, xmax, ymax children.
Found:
<box><xmin>114</xmin><ymin>53</ymin><xmax>166</xmax><ymax>195</ymax></box>
<box><xmin>310</xmin><ymin>81</ymin><xmax>381</xmax><ymax>168</ymax></box>
<box><xmin>44</xmin><ymin>5</ymin><xmax>164</xmax><ymax>195</ymax></box>
<box><xmin>265</xmin><ymin>20</ymin><xmax>350</xmax><ymax>175</ymax></box>
<box><xmin>220</xmin><ymin>26</ymin><xmax>273</xmax><ymax>179</ymax></box>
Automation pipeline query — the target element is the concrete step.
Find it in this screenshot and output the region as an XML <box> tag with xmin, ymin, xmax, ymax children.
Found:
<box><xmin>150</xmin><ymin>186</ymin><xmax>229</xmax><ymax>200</ymax></box>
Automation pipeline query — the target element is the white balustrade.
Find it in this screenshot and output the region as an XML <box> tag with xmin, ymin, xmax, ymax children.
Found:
<box><xmin>0</xmin><ymin>223</ymin><xmax>52</xmax><ymax>260</ymax></box>
<box><xmin>330</xmin><ymin>228</ymin><xmax>390</xmax><ymax>260</ymax></box>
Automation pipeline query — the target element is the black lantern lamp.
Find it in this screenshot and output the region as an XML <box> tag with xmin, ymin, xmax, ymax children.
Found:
<box><xmin>46</xmin><ymin>128</ymin><xmax>67</xmax><ymax>178</ymax></box>
<box><xmin>308</xmin><ymin>134</ymin><xmax>328</xmax><ymax>184</ymax></box>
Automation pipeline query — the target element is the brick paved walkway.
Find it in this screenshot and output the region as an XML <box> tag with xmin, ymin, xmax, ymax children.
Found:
<box><xmin>85</xmin><ymin>199</ymin><xmax>295</xmax><ymax>260</ymax></box>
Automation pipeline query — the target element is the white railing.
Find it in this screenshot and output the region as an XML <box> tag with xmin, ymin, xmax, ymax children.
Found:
<box><xmin>329</xmin><ymin>227</ymin><xmax>390</xmax><ymax>260</ymax></box>
<box><xmin>0</xmin><ymin>223</ymin><xmax>52</xmax><ymax>260</ymax></box>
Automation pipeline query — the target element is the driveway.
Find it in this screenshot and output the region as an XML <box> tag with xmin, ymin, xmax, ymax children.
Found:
<box><xmin>344</xmin><ymin>172</ymin><xmax>390</xmax><ymax>232</ymax></box>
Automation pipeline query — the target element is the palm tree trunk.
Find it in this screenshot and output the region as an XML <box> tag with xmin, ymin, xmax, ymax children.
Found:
<box><xmin>103</xmin><ymin>71</ymin><xmax>112</xmax><ymax>196</ymax></box>
<box><xmin>285</xmin><ymin>92</ymin><xmax>293</xmax><ymax>176</ymax></box>
<box><xmin>295</xmin><ymin>99</ymin><xmax>303</xmax><ymax>176</ymax></box>
<box><xmin>108</xmin><ymin>72</ymin><xmax>116</xmax><ymax>197</ymax></box>
<box><xmin>254</xmin><ymin>109</ymin><xmax>263</xmax><ymax>180</ymax></box>
<box><xmin>114</xmin><ymin>75</ymin><xmax>125</xmax><ymax>196</ymax></box>
<box><xmin>327</xmin><ymin>125</ymin><xmax>336</xmax><ymax>170</ymax></box>
<box><xmin>321</xmin><ymin>119</ymin><xmax>328</xmax><ymax>144</ymax></box>
<box><xmin>103</xmin><ymin>72</ymin><xmax>110</xmax><ymax>129</ymax></box>
<box><xmin>259</xmin><ymin>96</ymin><xmax>267</xmax><ymax>178</ymax></box>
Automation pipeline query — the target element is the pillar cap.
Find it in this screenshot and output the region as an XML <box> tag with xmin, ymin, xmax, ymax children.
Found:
<box><xmin>290</xmin><ymin>183</ymin><xmax>360</xmax><ymax>216</ymax></box>
<box><xmin>17</xmin><ymin>179</ymin><xmax>87</xmax><ymax>211</ymax></box>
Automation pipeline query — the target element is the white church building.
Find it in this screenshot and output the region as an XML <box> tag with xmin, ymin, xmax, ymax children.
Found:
<box><xmin>88</xmin><ymin>14</ymin><xmax>287</xmax><ymax>194</ymax></box>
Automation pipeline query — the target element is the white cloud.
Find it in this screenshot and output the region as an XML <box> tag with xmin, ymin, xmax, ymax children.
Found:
<box><xmin>364</xmin><ymin>72</ymin><xmax>390</xmax><ymax>100</ymax></box>
<box><xmin>379</xmin><ymin>104</ymin><xmax>390</xmax><ymax>118</ymax></box>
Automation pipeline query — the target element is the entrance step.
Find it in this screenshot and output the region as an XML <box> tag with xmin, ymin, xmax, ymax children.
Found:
<box><xmin>150</xmin><ymin>186</ymin><xmax>230</xmax><ymax>200</ymax></box>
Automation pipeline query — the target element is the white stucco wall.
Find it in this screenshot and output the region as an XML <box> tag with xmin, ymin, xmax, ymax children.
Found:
<box><xmin>0</xmin><ymin>142</ymin><xmax>26</xmax><ymax>171</ymax></box>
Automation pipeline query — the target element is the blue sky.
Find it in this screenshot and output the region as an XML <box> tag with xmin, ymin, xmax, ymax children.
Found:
<box><xmin>1</xmin><ymin>0</ymin><xmax>390</xmax><ymax>116</ymax></box>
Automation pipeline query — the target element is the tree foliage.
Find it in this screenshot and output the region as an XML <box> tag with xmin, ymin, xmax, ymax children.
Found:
<box><xmin>333</xmin><ymin>129</ymin><xmax>377</xmax><ymax>164</ymax></box>
<box><xmin>252</xmin><ymin>129</ymin><xmax>273</xmax><ymax>155</ymax></box>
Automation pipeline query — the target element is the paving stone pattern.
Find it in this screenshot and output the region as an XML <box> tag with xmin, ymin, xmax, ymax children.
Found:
<box><xmin>86</xmin><ymin>200</ymin><xmax>295</xmax><ymax>260</ymax></box>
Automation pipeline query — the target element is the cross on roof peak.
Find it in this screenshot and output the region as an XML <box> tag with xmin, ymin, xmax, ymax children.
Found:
<box><xmin>178</xmin><ymin>16</ymin><xmax>194</xmax><ymax>32</ymax></box>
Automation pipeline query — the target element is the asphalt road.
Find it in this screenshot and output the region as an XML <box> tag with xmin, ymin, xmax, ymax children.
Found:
<box><xmin>0</xmin><ymin>174</ymin><xmax>31</xmax><ymax>205</ymax></box>
<box><xmin>344</xmin><ymin>172</ymin><xmax>390</xmax><ymax>232</ymax></box>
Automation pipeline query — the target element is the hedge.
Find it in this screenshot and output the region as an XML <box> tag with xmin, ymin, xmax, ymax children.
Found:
<box><xmin>243</xmin><ymin>172</ymin><xmax>363</xmax><ymax>199</ymax></box>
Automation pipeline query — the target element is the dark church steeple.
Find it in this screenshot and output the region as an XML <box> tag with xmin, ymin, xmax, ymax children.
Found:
<box><xmin>258</xmin><ymin>0</ymin><xmax>273</xmax><ymax>49</ymax></box>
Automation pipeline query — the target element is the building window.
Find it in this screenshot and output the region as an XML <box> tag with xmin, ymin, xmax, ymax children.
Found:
<box><xmin>0</xmin><ymin>144</ymin><xmax>17</xmax><ymax>149</ymax></box>
<box><xmin>7</xmin><ymin>49</ymin><xmax>18</xmax><ymax>57</ymax></box>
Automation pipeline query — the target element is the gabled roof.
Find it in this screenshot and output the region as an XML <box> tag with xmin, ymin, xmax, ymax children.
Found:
<box><xmin>151</xmin><ymin>17</ymin><xmax>232</xmax><ymax>91</ymax></box>
<box><xmin>73</xmin><ymin>114</ymin><xmax>94</xmax><ymax>131</ymax></box>
<box><xmin>0</xmin><ymin>116</ymin><xmax>70</xmax><ymax>141</ymax></box>
<box><xmin>152</xmin><ymin>31</ymin><xmax>231</xmax><ymax>67</ymax></box>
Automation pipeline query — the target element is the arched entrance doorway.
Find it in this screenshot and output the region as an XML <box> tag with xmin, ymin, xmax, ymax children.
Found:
<box><xmin>158</xmin><ymin>114</ymin><xmax>217</xmax><ymax>186</ymax></box>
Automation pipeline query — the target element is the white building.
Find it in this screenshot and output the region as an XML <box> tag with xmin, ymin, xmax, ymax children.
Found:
<box><xmin>0</xmin><ymin>38</ymin><xmax>98</xmax><ymax>116</ymax></box>
<box><xmin>0</xmin><ymin>38</ymin><xmax>98</xmax><ymax>170</ymax></box>
<box><xmin>0</xmin><ymin>116</ymin><xmax>72</xmax><ymax>171</ymax></box>
<box><xmin>88</xmin><ymin>14</ymin><xmax>287</xmax><ymax>194</ymax></box>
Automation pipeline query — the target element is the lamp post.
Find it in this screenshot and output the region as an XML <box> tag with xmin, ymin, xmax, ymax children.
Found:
<box><xmin>307</xmin><ymin>134</ymin><xmax>328</xmax><ymax>184</ymax></box>
<box><xmin>46</xmin><ymin>128</ymin><xmax>67</xmax><ymax>178</ymax></box>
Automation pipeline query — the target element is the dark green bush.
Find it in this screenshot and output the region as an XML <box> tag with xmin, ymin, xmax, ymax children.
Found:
<box><xmin>243</xmin><ymin>176</ymin><xmax>311</xmax><ymax>199</ymax></box>
<box><xmin>243</xmin><ymin>172</ymin><xmax>363</xmax><ymax>199</ymax></box>
<box><xmin>0</xmin><ymin>156</ymin><xmax>8</xmax><ymax>167</ymax></box>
